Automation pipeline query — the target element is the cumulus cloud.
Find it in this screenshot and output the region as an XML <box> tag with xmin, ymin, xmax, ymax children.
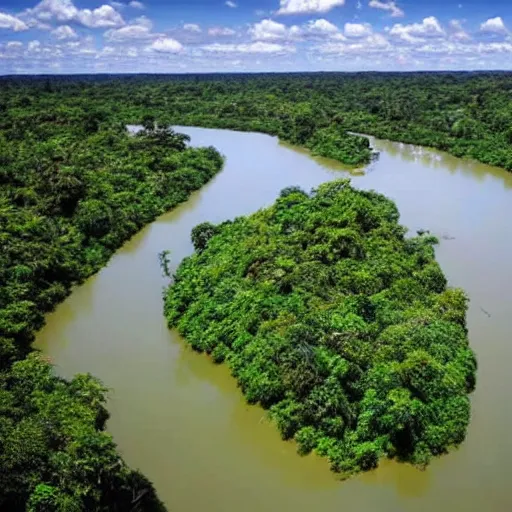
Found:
<box><xmin>449</xmin><ymin>19</ymin><xmax>470</xmax><ymax>41</ymax></box>
<box><xmin>368</xmin><ymin>1</ymin><xmax>404</xmax><ymax>18</ymax></box>
<box><xmin>150</xmin><ymin>37</ymin><xmax>183</xmax><ymax>53</ymax></box>
<box><xmin>202</xmin><ymin>41</ymin><xmax>295</xmax><ymax>54</ymax></box>
<box><xmin>0</xmin><ymin>13</ymin><xmax>29</xmax><ymax>32</ymax></box>
<box><xmin>129</xmin><ymin>1</ymin><xmax>145</xmax><ymax>9</ymax></box>
<box><xmin>344</xmin><ymin>22</ymin><xmax>372</xmax><ymax>38</ymax></box>
<box><xmin>317</xmin><ymin>32</ymin><xmax>389</xmax><ymax>54</ymax></box>
<box><xmin>208</xmin><ymin>26</ymin><xmax>236</xmax><ymax>36</ymax></box>
<box><xmin>225</xmin><ymin>1</ymin><xmax>237</xmax><ymax>7</ymax></box>
<box><xmin>307</xmin><ymin>19</ymin><xmax>339</xmax><ymax>35</ymax></box>
<box><xmin>26</xmin><ymin>0</ymin><xmax>125</xmax><ymax>28</ymax></box>
<box><xmin>104</xmin><ymin>16</ymin><xmax>153</xmax><ymax>41</ymax></box>
<box><xmin>78</xmin><ymin>5</ymin><xmax>125</xmax><ymax>28</ymax></box>
<box><xmin>183</xmin><ymin>23</ymin><xmax>202</xmax><ymax>33</ymax></box>
<box><xmin>477</xmin><ymin>41</ymin><xmax>512</xmax><ymax>53</ymax></box>
<box><xmin>7</xmin><ymin>1</ymin><xmax>512</xmax><ymax>73</ymax></box>
<box><xmin>249</xmin><ymin>19</ymin><xmax>297</xmax><ymax>40</ymax></box>
<box><xmin>389</xmin><ymin>16</ymin><xmax>444</xmax><ymax>43</ymax></box>
<box><xmin>28</xmin><ymin>40</ymin><xmax>42</xmax><ymax>52</ymax></box>
<box><xmin>249</xmin><ymin>18</ymin><xmax>341</xmax><ymax>42</ymax></box>
<box><xmin>277</xmin><ymin>0</ymin><xmax>345</xmax><ymax>15</ymax></box>
<box><xmin>28</xmin><ymin>0</ymin><xmax>77</xmax><ymax>21</ymax></box>
<box><xmin>105</xmin><ymin>16</ymin><xmax>154</xmax><ymax>41</ymax></box>
<box><xmin>480</xmin><ymin>17</ymin><xmax>508</xmax><ymax>35</ymax></box>
<box><xmin>51</xmin><ymin>24</ymin><xmax>78</xmax><ymax>39</ymax></box>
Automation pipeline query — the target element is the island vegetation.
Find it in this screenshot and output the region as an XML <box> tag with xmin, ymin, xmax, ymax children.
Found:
<box><xmin>0</xmin><ymin>95</ymin><xmax>223</xmax><ymax>510</ymax></box>
<box><xmin>165</xmin><ymin>180</ymin><xmax>477</xmax><ymax>475</ymax></box>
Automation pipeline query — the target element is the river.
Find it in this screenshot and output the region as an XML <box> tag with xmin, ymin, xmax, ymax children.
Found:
<box><xmin>35</xmin><ymin>127</ymin><xmax>512</xmax><ymax>511</ymax></box>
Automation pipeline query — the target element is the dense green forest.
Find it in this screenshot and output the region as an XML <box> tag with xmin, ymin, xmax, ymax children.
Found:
<box><xmin>165</xmin><ymin>180</ymin><xmax>477</xmax><ymax>475</ymax></box>
<box><xmin>3</xmin><ymin>71</ymin><xmax>512</xmax><ymax>169</ymax></box>
<box><xmin>0</xmin><ymin>90</ymin><xmax>223</xmax><ymax>510</ymax></box>
<box><xmin>1</xmin><ymin>70</ymin><xmax>504</xmax><ymax>507</ymax></box>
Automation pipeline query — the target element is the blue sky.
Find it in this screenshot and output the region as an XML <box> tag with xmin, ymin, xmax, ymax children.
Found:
<box><xmin>0</xmin><ymin>0</ymin><xmax>511</xmax><ymax>73</ymax></box>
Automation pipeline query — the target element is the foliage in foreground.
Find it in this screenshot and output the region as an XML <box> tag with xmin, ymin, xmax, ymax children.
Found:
<box><xmin>0</xmin><ymin>103</ymin><xmax>223</xmax><ymax>510</ymax></box>
<box><xmin>165</xmin><ymin>180</ymin><xmax>477</xmax><ymax>476</ymax></box>
<box><xmin>0</xmin><ymin>354</ymin><xmax>165</xmax><ymax>512</ymax></box>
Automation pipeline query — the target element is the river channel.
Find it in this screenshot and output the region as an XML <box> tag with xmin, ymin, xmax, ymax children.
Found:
<box><xmin>35</xmin><ymin>127</ymin><xmax>512</xmax><ymax>511</ymax></box>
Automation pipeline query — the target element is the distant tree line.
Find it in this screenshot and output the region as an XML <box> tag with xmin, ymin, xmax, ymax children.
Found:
<box><xmin>3</xmin><ymin>71</ymin><xmax>506</xmax><ymax>168</ymax></box>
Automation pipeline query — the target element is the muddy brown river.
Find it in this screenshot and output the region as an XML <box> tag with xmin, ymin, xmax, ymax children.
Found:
<box><xmin>35</xmin><ymin>127</ymin><xmax>512</xmax><ymax>511</ymax></box>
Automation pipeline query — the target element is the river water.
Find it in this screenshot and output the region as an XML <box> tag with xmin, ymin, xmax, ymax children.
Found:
<box><xmin>35</xmin><ymin>127</ymin><xmax>512</xmax><ymax>511</ymax></box>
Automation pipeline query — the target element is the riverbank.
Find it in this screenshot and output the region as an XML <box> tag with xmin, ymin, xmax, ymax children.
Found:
<box><xmin>0</xmin><ymin>121</ymin><xmax>223</xmax><ymax>510</ymax></box>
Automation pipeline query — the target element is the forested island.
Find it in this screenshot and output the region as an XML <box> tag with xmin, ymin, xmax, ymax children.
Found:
<box><xmin>165</xmin><ymin>180</ymin><xmax>476</xmax><ymax>475</ymax></box>
<box><xmin>0</xmin><ymin>70</ymin><xmax>501</xmax><ymax>508</ymax></box>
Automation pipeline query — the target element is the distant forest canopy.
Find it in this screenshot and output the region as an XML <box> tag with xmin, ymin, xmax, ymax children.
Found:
<box><xmin>2</xmin><ymin>71</ymin><xmax>512</xmax><ymax>169</ymax></box>
<box><xmin>0</xmin><ymin>81</ymin><xmax>223</xmax><ymax>510</ymax></box>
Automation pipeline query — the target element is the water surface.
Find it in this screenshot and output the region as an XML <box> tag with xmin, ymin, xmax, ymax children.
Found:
<box><xmin>36</xmin><ymin>128</ymin><xmax>512</xmax><ymax>512</ymax></box>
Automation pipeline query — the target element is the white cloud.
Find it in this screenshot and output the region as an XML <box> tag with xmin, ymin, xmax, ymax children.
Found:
<box><xmin>97</xmin><ymin>45</ymin><xmax>116</xmax><ymax>57</ymax></box>
<box><xmin>317</xmin><ymin>32</ymin><xmax>389</xmax><ymax>53</ymax></box>
<box><xmin>250</xmin><ymin>19</ymin><xmax>294</xmax><ymax>40</ymax></box>
<box><xmin>184</xmin><ymin>23</ymin><xmax>202</xmax><ymax>33</ymax></box>
<box><xmin>249</xmin><ymin>18</ymin><xmax>341</xmax><ymax>41</ymax></box>
<box><xmin>368</xmin><ymin>1</ymin><xmax>404</xmax><ymax>18</ymax></box>
<box><xmin>78</xmin><ymin>5</ymin><xmax>125</xmax><ymax>28</ymax></box>
<box><xmin>277</xmin><ymin>0</ymin><xmax>345</xmax><ymax>15</ymax></box>
<box><xmin>22</xmin><ymin>16</ymin><xmax>52</xmax><ymax>30</ymax></box>
<box><xmin>27</xmin><ymin>0</ymin><xmax>125</xmax><ymax>28</ymax></box>
<box><xmin>480</xmin><ymin>17</ymin><xmax>508</xmax><ymax>35</ymax></box>
<box><xmin>150</xmin><ymin>37</ymin><xmax>183</xmax><ymax>53</ymax></box>
<box><xmin>51</xmin><ymin>24</ymin><xmax>78</xmax><ymax>40</ymax></box>
<box><xmin>449</xmin><ymin>19</ymin><xmax>470</xmax><ymax>41</ymax></box>
<box><xmin>202</xmin><ymin>41</ymin><xmax>295</xmax><ymax>54</ymax></box>
<box><xmin>0</xmin><ymin>13</ymin><xmax>29</xmax><ymax>32</ymax></box>
<box><xmin>345</xmin><ymin>22</ymin><xmax>372</xmax><ymax>38</ymax></box>
<box><xmin>28</xmin><ymin>40</ymin><xmax>42</xmax><ymax>52</ymax></box>
<box><xmin>477</xmin><ymin>41</ymin><xmax>512</xmax><ymax>53</ymax></box>
<box><xmin>225</xmin><ymin>1</ymin><xmax>237</xmax><ymax>7</ymax></box>
<box><xmin>307</xmin><ymin>18</ymin><xmax>339</xmax><ymax>35</ymax></box>
<box><xmin>130</xmin><ymin>1</ymin><xmax>145</xmax><ymax>8</ymax></box>
<box><xmin>390</xmin><ymin>16</ymin><xmax>444</xmax><ymax>43</ymax></box>
<box><xmin>29</xmin><ymin>0</ymin><xmax>77</xmax><ymax>21</ymax></box>
<box><xmin>208</xmin><ymin>26</ymin><xmax>236</xmax><ymax>36</ymax></box>
<box><xmin>7</xmin><ymin>41</ymin><xmax>23</xmax><ymax>49</ymax></box>
<box><xmin>105</xmin><ymin>17</ymin><xmax>154</xmax><ymax>41</ymax></box>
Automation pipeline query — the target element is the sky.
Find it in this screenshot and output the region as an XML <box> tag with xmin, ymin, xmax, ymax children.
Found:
<box><xmin>0</xmin><ymin>0</ymin><xmax>511</xmax><ymax>74</ymax></box>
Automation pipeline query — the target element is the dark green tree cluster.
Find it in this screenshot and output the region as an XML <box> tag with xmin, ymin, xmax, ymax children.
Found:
<box><xmin>165</xmin><ymin>180</ymin><xmax>476</xmax><ymax>476</ymax></box>
<box><xmin>306</xmin><ymin>126</ymin><xmax>373</xmax><ymax>166</ymax></box>
<box><xmin>1</xmin><ymin>354</ymin><xmax>165</xmax><ymax>512</ymax></box>
<box><xmin>0</xmin><ymin>89</ymin><xmax>223</xmax><ymax>509</ymax></box>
